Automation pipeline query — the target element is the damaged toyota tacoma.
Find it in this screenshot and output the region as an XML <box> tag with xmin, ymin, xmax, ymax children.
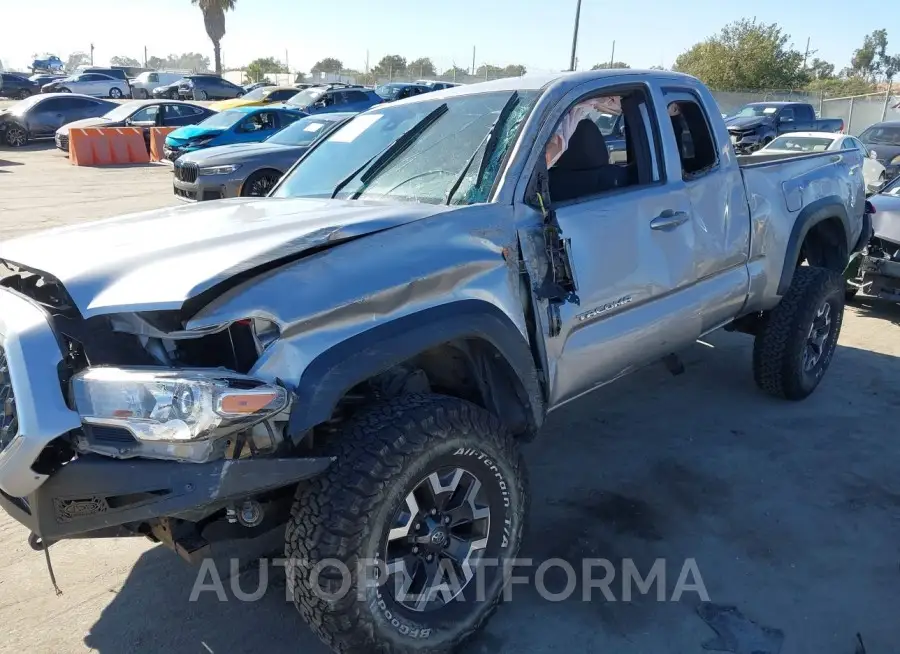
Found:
<box><xmin>0</xmin><ymin>70</ymin><xmax>869</xmax><ymax>653</ymax></box>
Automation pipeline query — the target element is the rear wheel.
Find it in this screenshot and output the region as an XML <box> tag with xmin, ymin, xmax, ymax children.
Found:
<box><xmin>285</xmin><ymin>394</ymin><xmax>527</xmax><ymax>654</ymax></box>
<box><xmin>241</xmin><ymin>169</ymin><xmax>281</xmax><ymax>197</ymax></box>
<box><xmin>58</xmin><ymin>87</ymin><xmax>71</xmax><ymax>93</ymax></box>
<box><xmin>109</xmin><ymin>87</ymin><xmax>123</xmax><ymax>99</ymax></box>
<box><xmin>753</xmin><ymin>266</ymin><xmax>844</xmax><ymax>400</ymax></box>
<box><xmin>16</xmin><ymin>89</ymin><xmax>31</xmax><ymax>100</ymax></box>
<box><xmin>195</xmin><ymin>89</ymin><xmax>208</xmax><ymax>101</ymax></box>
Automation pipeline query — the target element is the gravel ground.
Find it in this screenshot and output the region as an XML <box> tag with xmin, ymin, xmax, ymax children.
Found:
<box><xmin>0</xmin><ymin>144</ymin><xmax>898</xmax><ymax>654</ymax></box>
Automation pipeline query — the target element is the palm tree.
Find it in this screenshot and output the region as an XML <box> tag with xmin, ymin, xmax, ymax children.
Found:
<box><xmin>191</xmin><ymin>0</ymin><xmax>235</xmax><ymax>74</ymax></box>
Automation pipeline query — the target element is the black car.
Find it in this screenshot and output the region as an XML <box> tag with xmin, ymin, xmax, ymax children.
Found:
<box><xmin>177</xmin><ymin>75</ymin><xmax>245</xmax><ymax>101</ymax></box>
<box><xmin>0</xmin><ymin>73</ymin><xmax>39</xmax><ymax>100</ymax></box>
<box><xmin>29</xmin><ymin>73</ymin><xmax>67</xmax><ymax>88</ymax></box>
<box><xmin>859</xmin><ymin>121</ymin><xmax>900</xmax><ymax>182</ymax></box>
<box><xmin>54</xmin><ymin>100</ymin><xmax>217</xmax><ymax>152</ymax></box>
<box><xmin>0</xmin><ymin>93</ymin><xmax>116</xmax><ymax>147</ymax></box>
<box><xmin>152</xmin><ymin>80</ymin><xmax>183</xmax><ymax>99</ymax></box>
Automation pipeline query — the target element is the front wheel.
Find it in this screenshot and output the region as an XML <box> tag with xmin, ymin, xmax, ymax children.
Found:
<box><xmin>169</xmin><ymin>89</ymin><xmax>179</xmax><ymax>100</ymax></box>
<box><xmin>3</xmin><ymin>123</ymin><xmax>28</xmax><ymax>147</ymax></box>
<box><xmin>109</xmin><ymin>87</ymin><xmax>123</xmax><ymax>99</ymax></box>
<box><xmin>241</xmin><ymin>169</ymin><xmax>281</xmax><ymax>197</ymax></box>
<box><xmin>285</xmin><ymin>394</ymin><xmax>527</xmax><ymax>654</ymax></box>
<box><xmin>753</xmin><ymin>266</ymin><xmax>845</xmax><ymax>400</ymax></box>
<box><xmin>195</xmin><ymin>89</ymin><xmax>208</xmax><ymax>101</ymax></box>
<box><xmin>17</xmin><ymin>89</ymin><xmax>31</xmax><ymax>100</ymax></box>
<box><xmin>58</xmin><ymin>87</ymin><xmax>71</xmax><ymax>93</ymax></box>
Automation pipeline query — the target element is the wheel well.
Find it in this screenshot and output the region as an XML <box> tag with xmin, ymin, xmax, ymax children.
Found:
<box><xmin>318</xmin><ymin>339</ymin><xmax>537</xmax><ymax>443</ymax></box>
<box><xmin>800</xmin><ymin>217</ymin><xmax>848</xmax><ymax>273</ymax></box>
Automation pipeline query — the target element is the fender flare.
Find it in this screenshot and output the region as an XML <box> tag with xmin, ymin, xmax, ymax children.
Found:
<box><xmin>286</xmin><ymin>299</ymin><xmax>545</xmax><ymax>438</ymax></box>
<box><xmin>777</xmin><ymin>195</ymin><xmax>850</xmax><ymax>295</ymax></box>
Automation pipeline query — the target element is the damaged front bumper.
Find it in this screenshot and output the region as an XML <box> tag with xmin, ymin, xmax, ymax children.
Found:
<box><xmin>0</xmin><ymin>454</ymin><xmax>332</xmax><ymax>544</ymax></box>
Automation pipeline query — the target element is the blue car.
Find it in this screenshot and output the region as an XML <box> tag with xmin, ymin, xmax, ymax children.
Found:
<box><xmin>277</xmin><ymin>83</ymin><xmax>382</xmax><ymax>115</ymax></box>
<box><xmin>163</xmin><ymin>105</ymin><xmax>307</xmax><ymax>161</ymax></box>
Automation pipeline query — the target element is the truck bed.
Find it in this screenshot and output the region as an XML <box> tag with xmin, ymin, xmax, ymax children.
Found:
<box><xmin>737</xmin><ymin>147</ymin><xmax>865</xmax><ymax>312</ymax></box>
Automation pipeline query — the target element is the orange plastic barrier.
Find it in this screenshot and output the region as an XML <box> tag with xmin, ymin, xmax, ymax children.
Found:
<box><xmin>69</xmin><ymin>127</ymin><xmax>149</xmax><ymax>166</ymax></box>
<box><xmin>149</xmin><ymin>127</ymin><xmax>178</xmax><ymax>162</ymax></box>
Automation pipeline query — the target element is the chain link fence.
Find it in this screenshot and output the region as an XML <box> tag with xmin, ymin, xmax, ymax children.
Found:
<box><xmin>819</xmin><ymin>91</ymin><xmax>900</xmax><ymax>136</ymax></box>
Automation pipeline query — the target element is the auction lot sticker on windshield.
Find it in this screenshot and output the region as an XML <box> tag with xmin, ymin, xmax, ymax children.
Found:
<box><xmin>763</xmin><ymin>107</ymin><xmax>778</xmax><ymax>114</ymax></box>
<box><xmin>330</xmin><ymin>114</ymin><xmax>382</xmax><ymax>142</ymax></box>
<box><xmin>304</xmin><ymin>122</ymin><xmax>325</xmax><ymax>132</ymax></box>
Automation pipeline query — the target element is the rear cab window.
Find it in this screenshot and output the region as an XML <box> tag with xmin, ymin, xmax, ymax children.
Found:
<box><xmin>663</xmin><ymin>91</ymin><xmax>718</xmax><ymax>179</ymax></box>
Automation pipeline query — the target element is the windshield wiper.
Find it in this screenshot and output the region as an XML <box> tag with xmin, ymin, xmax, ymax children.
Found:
<box><xmin>329</xmin><ymin>103</ymin><xmax>448</xmax><ymax>200</ymax></box>
<box><xmin>445</xmin><ymin>92</ymin><xmax>519</xmax><ymax>205</ymax></box>
<box><xmin>348</xmin><ymin>103</ymin><xmax>449</xmax><ymax>200</ymax></box>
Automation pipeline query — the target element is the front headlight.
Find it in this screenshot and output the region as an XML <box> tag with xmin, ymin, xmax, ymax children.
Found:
<box><xmin>72</xmin><ymin>368</ymin><xmax>289</xmax><ymax>443</ymax></box>
<box><xmin>199</xmin><ymin>164</ymin><xmax>241</xmax><ymax>175</ymax></box>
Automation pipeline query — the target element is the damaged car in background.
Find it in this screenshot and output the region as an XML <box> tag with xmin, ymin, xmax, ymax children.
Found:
<box><xmin>0</xmin><ymin>69</ymin><xmax>866</xmax><ymax>654</ymax></box>
<box><xmin>845</xmin><ymin>175</ymin><xmax>900</xmax><ymax>301</ymax></box>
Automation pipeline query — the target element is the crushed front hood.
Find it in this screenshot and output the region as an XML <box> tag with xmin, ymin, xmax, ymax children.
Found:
<box><xmin>0</xmin><ymin>197</ymin><xmax>449</xmax><ymax>318</ymax></box>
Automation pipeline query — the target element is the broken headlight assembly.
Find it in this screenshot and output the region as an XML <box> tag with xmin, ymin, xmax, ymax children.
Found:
<box><xmin>71</xmin><ymin>367</ymin><xmax>289</xmax><ymax>445</ymax></box>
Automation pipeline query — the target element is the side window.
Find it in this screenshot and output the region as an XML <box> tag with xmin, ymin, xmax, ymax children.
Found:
<box><xmin>840</xmin><ymin>139</ymin><xmax>855</xmax><ymax>150</ymax></box>
<box><xmin>544</xmin><ymin>89</ymin><xmax>658</xmax><ymax>203</ymax></box>
<box><xmin>40</xmin><ymin>98</ymin><xmax>72</xmax><ymax>112</ymax></box>
<box><xmin>148</xmin><ymin>73</ymin><xmax>159</xmax><ymax>83</ymax></box>
<box><xmin>346</xmin><ymin>90</ymin><xmax>369</xmax><ymax>103</ymax></box>
<box><xmin>795</xmin><ymin>104</ymin><xmax>815</xmax><ymax>121</ymax></box>
<box><xmin>666</xmin><ymin>98</ymin><xmax>717</xmax><ymax>179</ymax></box>
<box><xmin>268</xmin><ymin>89</ymin><xmax>295</xmax><ymax>101</ymax></box>
<box><xmin>130</xmin><ymin>105</ymin><xmax>159</xmax><ymax>123</ymax></box>
<box><xmin>780</xmin><ymin>107</ymin><xmax>795</xmax><ymax>122</ymax></box>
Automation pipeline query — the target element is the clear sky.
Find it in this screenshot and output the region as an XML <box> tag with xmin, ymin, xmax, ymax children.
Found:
<box><xmin>0</xmin><ymin>0</ymin><xmax>891</xmax><ymax>76</ymax></box>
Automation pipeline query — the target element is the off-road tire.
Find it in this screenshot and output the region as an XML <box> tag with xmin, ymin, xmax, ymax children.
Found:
<box><xmin>753</xmin><ymin>266</ymin><xmax>844</xmax><ymax>400</ymax></box>
<box><xmin>285</xmin><ymin>394</ymin><xmax>528</xmax><ymax>654</ymax></box>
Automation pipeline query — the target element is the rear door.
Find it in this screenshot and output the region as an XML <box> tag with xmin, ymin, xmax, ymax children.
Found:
<box><xmin>791</xmin><ymin>104</ymin><xmax>817</xmax><ymax>131</ymax></box>
<box><xmin>162</xmin><ymin>103</ymin><xmax>206</xmax><ymax>127</ymax></box>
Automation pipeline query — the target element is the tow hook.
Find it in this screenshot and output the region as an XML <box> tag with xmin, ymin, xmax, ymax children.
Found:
<box><xmin>28</xmin><ymin>532</ymin><xmax>51</xmax><ymax>551</ymax></box>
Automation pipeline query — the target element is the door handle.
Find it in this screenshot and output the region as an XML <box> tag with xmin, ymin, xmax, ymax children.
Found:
<box><xmin>650</xmin><ymin>210</ymin><xmax>690</xmax><ymax>230</ymax></box>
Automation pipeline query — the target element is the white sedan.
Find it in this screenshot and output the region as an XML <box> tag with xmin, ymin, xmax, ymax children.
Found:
<box><xmin>44</xmin><ymin>73</ymin><xmax>130</xmax><ymax>99</ymax></box>
<box><xmin>754</xmin><ymin>131</ymin><xmax>887</xmax><ymax>190</ymax></box>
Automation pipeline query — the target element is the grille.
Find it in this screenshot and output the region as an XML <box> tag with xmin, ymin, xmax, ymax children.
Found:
<box><xmin>56</xmin><ymin>134</ymin><xmax>69</xmax><ymax>151</ymax></box>
<box><xmin>175</xmin><ymin>161</ymin><xmax>198</xmax><ymax>183</ymax></box>
<box><xmin>0</xmin><ymin>345</ymin><xmax>18</xmax><ymax>454</ymax></box>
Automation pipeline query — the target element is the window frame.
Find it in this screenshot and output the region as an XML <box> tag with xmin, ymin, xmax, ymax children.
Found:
<box><xmin>661</xmin><ymin>87</ymin><xmax>720</xmax><ymax>181</ymax></box>
<box><xmin>528</xmin><ymin>82</ymin><xmax>666</xmax><ymax>208</ymax></box>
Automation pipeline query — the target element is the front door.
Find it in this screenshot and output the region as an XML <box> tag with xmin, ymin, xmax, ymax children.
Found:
<box><xmin>532</xmin><ymin>82</ymin><xmax>700</xmax><ymax>407</ymax></box>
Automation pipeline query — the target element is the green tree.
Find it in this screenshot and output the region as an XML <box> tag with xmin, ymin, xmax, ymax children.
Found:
<box><xmin>311</xmin><ymin>57</ymin><xmax>343</xmax><ymax>75</ymax></box>
<box><xmin>294</xmin><ymin>71</ymin><xmax>307</xmax><ymax>83</ymax></box>
<box><xmin>502</xmin><ymin>64</ymin><xmax>527</xmax><ymax>77</ymax></box>
<box><xmin>373</xmin><ymin>55</ymin><xmax>407</xmax><ymax>78</ymax></box>
<box><xmin>475</xmin><ymin>64</ymin><xmax>504</xmax><ymax>79</ymax></box>
<box><xmin>673</xmin><ymin>18</ymin><xmax>807</xmax><ymax>90</ymax></box>
<box><xmin>408</xmin><ymin>57</ymin><xmax>436</xmax><ymax>78</ymax></box>
<box><xmin>110</xmin><ymin>55</ymin><xmax>141</xmax><ymax>68</ymax></box>
<box><xmin>65</xmin><ymin>52</ymin><xmax>91</xmax><ymax>72</ymax></box>
<box><xmin>808</xmin><ymin>57</ymin><xmax>835</xmax><ymax>80</ymax></box>
<box><xmin>244</xmin><ymin>56</ymin><xmax>286</xmax><ymax>83</ymax></box>
<box><xmin>191</xmin><ymin>0</ymin><xmax>235</xmax><ymax>74</ymax></box>
<box><xmin>592</xmin><ymin>61</ymin><xmax>630</xmax><ymax>70</ymax></box>
<box><xmin>442</xmin><ymin>65</ymin><xmax>469</xmax><ymax>80</ymax></box>
<box><xmin>805</xmin><ymin>76</ymin><xmax>877</xmax><ymax>97</ymax></box>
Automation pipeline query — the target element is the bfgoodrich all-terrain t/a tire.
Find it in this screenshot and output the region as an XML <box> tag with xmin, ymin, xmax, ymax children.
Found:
<box><xmin>285</xmin><ymin>394</ymin><xmax>528</xmax><ymax>654</ymax></box>
<box><xmin>753</xmin><ymin>266</ymin><xmax>845</xmax><ymax>400</ymax></box>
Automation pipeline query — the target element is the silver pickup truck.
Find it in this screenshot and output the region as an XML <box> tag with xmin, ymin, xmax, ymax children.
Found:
<box><xmin>0</xmin><ymin>70</ymin><xmax>869</xmax><ymax>654</ymax></box>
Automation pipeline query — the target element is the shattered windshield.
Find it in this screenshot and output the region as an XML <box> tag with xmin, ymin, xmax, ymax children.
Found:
<box><xmin>274</xmin><ymin>90</ymin><xmax>539</xmax><ymax>205</ymax></box>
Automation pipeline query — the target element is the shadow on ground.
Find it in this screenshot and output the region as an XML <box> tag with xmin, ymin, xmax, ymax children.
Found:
<box><xmin>84</xmin><ymin>330</ymin><xmax>900</xmax><ymax>654</ymax></box>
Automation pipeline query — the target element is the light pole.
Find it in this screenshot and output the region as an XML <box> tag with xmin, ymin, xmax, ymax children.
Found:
<box><xmin>569</xmin><ymin>0</ymin><xmax>582</xmax><ymax>72</ymax></box>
